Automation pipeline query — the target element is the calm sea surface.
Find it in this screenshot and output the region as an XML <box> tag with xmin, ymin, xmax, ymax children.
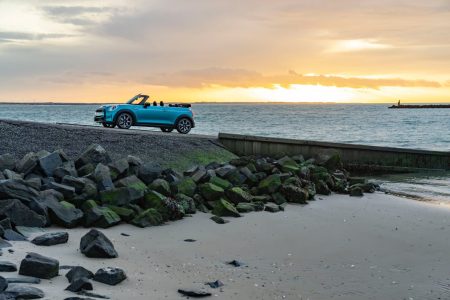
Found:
<box><xmin>0</xmin><ymin>103</ymin><xmax>448</xmax><ymax>202</ymax></box>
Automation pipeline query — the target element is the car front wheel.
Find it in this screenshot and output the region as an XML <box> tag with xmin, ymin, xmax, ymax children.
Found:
<box><xmin>176</xmin><ymin>118</ymin><xmax>192</xmax><ymax>134</ymax></box>
<box><xmin>117</xmin><ymin>113</ymin><xmax>133</xmax><ymax>129</ymax></box>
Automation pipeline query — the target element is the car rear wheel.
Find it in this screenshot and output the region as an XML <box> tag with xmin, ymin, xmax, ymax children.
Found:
<box><xmin>160</xmin><ymin>127</ymin><xmax>174</xmax><ymax>133</ymax></box>
<box><xmin>102</xmin><ymin>122</ymin><xmax>115</xmax><ymax>128</ymax></box>
<box><xmin>176</xmin><ymin>118</ymin><xmax>192</xmax><ymax>134</ymax></box>
<box><xmin>117</xmin><ymin>113</ymin><xmax>133</xmax><ymax>129</ymax></box>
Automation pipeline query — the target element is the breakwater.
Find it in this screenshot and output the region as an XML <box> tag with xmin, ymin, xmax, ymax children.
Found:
<box><xmin>218</xmin><ymin>133</ymin><xmax>450</xmax><ymax>172</ymax></box>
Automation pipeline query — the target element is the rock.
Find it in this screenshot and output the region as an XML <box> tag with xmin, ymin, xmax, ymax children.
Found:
<box><xmin>225</xmin><ymin>187</ymin><xmax>252</xmax><ymax>204</ymax></box>
<box><xmin>205</xmin><ymin>280</ymin><xmax>224</xmax><ymax>289</ymax></box>
<box><xmin>62</xmin><ymin>176</ymin><xmax>86</xmax><ymax>194</ymax></box>
<box><xmin>236</xmin><ymin>203</ymin><xmax>255</xmax><ymax>213</ymax></box>
<box><xmin>130</xmin><ymin>209</ymin><xmax>163</xmax><ymax>228</ymax></box>
<box><xmin>161</xmin><ymin>168</ymin><xmax>182</xmax><ymax>183</ymax></box>
<box><xmin>349</xmin><ymin>186</ymin><xmax>364</xmax><ymax>197</ymax></box>
<box><xmin>315</xmin><ymin>180</ymin><xmax>331</xmax><ymax>195</ymax></box>
<box><xmin>281</xmin><ymin>185</ymin><xmax>309</xmax><ymax>204</ymax></box>
<box><xmin>3</xmin><ymin>229</ymin><xmax>27</xmax><ymax>241</ymax></box>
<box><xmin>0</xmin><ymin>276</ymin><xmax>7</xmax><ymax>292</ymax></box>
<box><xmin>0</xmin><ymin>154</ymin><xmax>15</xmax><ymax>172</ymax></box>
<box><xmin>258</xmin><ymin>174</ymin><xmax>282</xmax><ymax>194</ymax></box>
<box><xmin>77</xmin><ymin>164</ymin><xmax>95</xmax><ymax>177</ymax></box>
<box><xmin>149</xmin><ymin>179</ymin><xmax>171</xmax><ymax>196</ymax></box>
<box><xmin>66</xmin><ymin>277</ymin><xmax>93</xmax><ymax>292</ymax></box>
<box><xmin>265</xmin><ymin>203</ymin><xmax>280</xmax><ymax>213</ymax></box>
<box><xmin>44</xmin><ymin>198</ymin><xmax>84</xmax><ymax>228</ymax></box>
<box><xmin>271</xmin><ymin>192</ymin><xmax>287</xmax><ymax>205</ymax></box>
<box><xmin>175</xmin><ymin>194</ymin><xmax>196</xmax><ymax>214</ymax></box>
<box><xmin>93</xmin><ymin>164</ymin><xmax>114</xmax><ymax>191</ymax></box>
<box><xmin>0</xmin><ymin>199</ymin><xmax>47</xmax><ymax>227</ymax></box>
<box><xmin>318</xmin><ymin>152</ymin><xmax>343</xmax><ymax>171</ymax></box>
<box><xmin>108</xmin><ymin>158</ymin><xmax>129</xmax><ymax>180</ymax></box>
<box><xmin>137</xmin><ymin>162</ymin><xmax>162</xmax><ymax>184</ymax></box>
<box><xmin>143</xmin><ymin>192</ymin><xmax>184</xmax><ymax>221</ymax></box>
<box><xmin>38</xmin><ymin>152</ymin><xmax>62</xmax><ymax>177</ymax></box>
<box><xmin>75</xmin><ymin>144</ymin><xmax>111</xmax><ymax>168</ymax></box>
<box><xmin>80</xmin><ymin>229</ymin><xmax>118</xmax><ymax>258</ymax></box>
<box><xmin>0</xmin><ymin>261</ymin><xmax>17</xmax><ymax>272</ymax></box>
<box><xmin>215</xmin><ymin>164</ymin><xmax>236</xmax><ymax>178</ymax></box>
<box><xmin>25</xmin><ymin>178</ymin><xmax>41</xmax><ymax>191</ymax></box>
<box><xmin>251</xmin><ymin>201</ymin><xmax>265</xmax><ymax>211</ymax></box>
<box><xmin>105</xmin><ymin>205</ymin><xmax>135</xmax><ymax>222</ymax></box>
<box><xmin>31</xmin><ymin>232</ymin><xmax>69</xmax><ymax>246</ymax></box>
<box><xmin>212</xmin><ymin>199</ymin><xmax>240</xmax><ymax>218</ymax></box>
<box><xmin>54</xmin><ymin>162</ymin><xmax>78</xmax><ymax>180</ymax></box>
<box><xmin>0</xmin><ymin>218</ymin><xmax>11</xmax><ymax>230</ymax></box>
<box><xmin>81</xmin><ymin>200</ymin><xmax>98</xmax><ymax>212</ymax></box>
<box><xmin>199</xmin><ymin>183</ymin><xmax>224</xmax><ymax>201</ymax></box>
<box><xmin>19</xmin><ymin>252</ymin><xmax>59</xmax><ymax>279</ymax></box>
<box><xmin>94</xmin><ymin>267</ymin><xmax>126</xmax><ymax>285</ymax></box>
<box><xmin>100</xmin><ymin>186</ymin><xmax>143</xmax><ymax>206</ymax></box>
<box><xmin>209</xmin><ymin>176</ymin><xmax>232</xmax><ymax>190</ymax></box>
<box><xmin>226</xmin><ymin>260</ymin><xmax>245</xmax><ymax>267</ymax></box>
<box><xmin>127</xmin><ymin>155</ymin><xmax>143</xmax><ymax>166</ymax></box>
<box><xmin>66</xmin><ymin>266</ymin><xmax>94</xmax><ymax>283</ymax></box>
<box><xmin>4</xmin><ymin>284</ymin><xmax>45</xmax><ymax>299</ymax></box>
<box><xmin>0</xmin><ymin>179</ymin><xmax>40</xmax><ymax>203</ymax></box>
<box><xmin>277</xmin><ymin>156</ymin><xmax>300</xmax><ymax>172</ymax></box>
<box><xmin>189</xmin><ymin>167</ymin><xmax>208</xmax><ymax>183</ymax></box>
<box><xmin>5</xmin><ymin>277</ymin><xmax>40</xmax><ymax>284</ymax></box>
<box><xmin>350</xmin><ymin>182</ymin><xmax>377</xmax><ymax>193</ymax></box>
<box><xmin>15</xmin><ymin>152</ymin><xmax>38</xmax><ymax>175</ymax></box>
<box><xmin>224</xmin><ymin>169</ymin><xmax>247</xmax><ymax>185</ymax></box>
<box><xmin>174</xmin><ymin>177</ymin><xmax>196</xmax><ymax>197</ymax></box>
<box><xmin>47</xmin><ymin>182</ymin><xmax>76</xmax><ymax>199</ymax></box>
<box><xmin>84</xmin><ymin>206</ymin><xmax>121</xmax><ymax>228</ymax></box>
<box><xmin>210</xmin><ymin>216</ymin><xmax>228</xmax><ymax>224</ymax></box>
<box><xmin>184</xmin><ymin>239</ymin><xmax>196</xmax><ymax>242</ymax></box>
<box><xmin>177</xmin><ymin>289</ymin><xmax>212</xmax><ymax>298</ymax></box>
<box><xmin>3</xmin><ymin>169</ymin><xmax>22</xmax><ymax>180</ymax></box>
<box><xmin>239</xmin><ymin>167</ymin><xmax>258</xmax><ymax>184</ymax></box>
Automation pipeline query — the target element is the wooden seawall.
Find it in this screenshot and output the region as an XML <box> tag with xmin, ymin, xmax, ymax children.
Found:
<box><xmin>218</xmin><ymin>133</ymin><xmax>450</xmax><ymax>172</ymax></box>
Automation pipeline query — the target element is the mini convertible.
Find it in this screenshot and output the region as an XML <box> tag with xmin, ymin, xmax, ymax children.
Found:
<box><xmin>94</xmin><ymin>94</ymin><xmax>195</xmax><ymax>134</ymax></box>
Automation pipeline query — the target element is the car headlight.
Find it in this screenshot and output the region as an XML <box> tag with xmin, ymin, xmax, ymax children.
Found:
<box><xmin>108</xmin><ymin>105</ymin><xmax>117</xmax><ymax>111</ymax></box>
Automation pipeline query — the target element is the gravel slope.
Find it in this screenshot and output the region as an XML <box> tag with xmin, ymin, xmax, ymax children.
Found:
<box><xmin>0</xmin><ymin>119</ymin><xmax>235</xmax><ymax>170</ymax></box>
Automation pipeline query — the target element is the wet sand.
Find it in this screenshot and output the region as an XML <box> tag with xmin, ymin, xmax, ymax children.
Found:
<box><xmin>3</xmin><ymin>192</ymin><xmax>450</xmax><ymax>300</ymax></box>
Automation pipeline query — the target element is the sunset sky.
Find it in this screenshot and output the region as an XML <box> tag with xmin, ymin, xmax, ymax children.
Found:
<box><xmin>0</xmin><ymin>0</ymin><xmax>449</xmax><ymax>103</ymax></box>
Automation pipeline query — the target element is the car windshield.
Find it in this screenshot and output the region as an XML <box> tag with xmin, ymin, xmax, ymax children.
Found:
<box><xmin>126</xmin><ymin>95</ymin><xmax>147</xmax><ymax>105</ymax></box>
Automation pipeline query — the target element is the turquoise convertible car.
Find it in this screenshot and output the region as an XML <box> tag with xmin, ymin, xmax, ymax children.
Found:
<box><xmin>94</xmin><ymin>94</ymin><xmax>195</xmax><ymax>134</ymax></box>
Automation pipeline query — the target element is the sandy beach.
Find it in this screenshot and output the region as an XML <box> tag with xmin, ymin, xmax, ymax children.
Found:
<box><xmin>2</xmin><ymin>192</ymin><xmax>448</xmax><ymax>300</ymax></box>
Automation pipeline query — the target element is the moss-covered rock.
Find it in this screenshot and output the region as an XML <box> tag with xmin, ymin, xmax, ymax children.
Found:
<box><xmin>281</xmin><ymin>185</ymin><xmax>309</xmax><ymax>204</ymax></box>
<box><xmin>212</xmin><ymin>198</ymin><xmax>241</xmax><ymax>217</ymax></box>
<box><xmin>106</xmin><ymin>205</ymin><xmax>135</xmax><ymax>222</ymax></box>
<box><xmin>258</xmin><ymin>174</ymin><xmax>281</xmax><ymax>194</ymax></box>
<box><xmin>225</xmin><ymin>187</ymin><xmax>252</xmax><ymax>204</ymax></box>
<box><xmin>199</xmin><ymin>183</ymin><xmax>224</xmax><ymax>201</ymax></box>
<box><xmin>100</xmin><ymin>186</ymin><xmax>144</xmax><ymax>206</ymax></box>
<box><xmin>84</xmin><ymin>206</ymin><xmax>121</xmax><ymax>228</ymax></box>
<box><xmin>209</xmin><ymin>176</ymin><xmax>232</xmax><ymax>190</ymax></box>
<box><xmin>143</xmin><ymin>191</ymin><xmax>184</xmax><ymax>220</ymax></box>
<box><xmin>175</xmin><ymin>193</ymin><xmax>196</xmax><ymax>214</ymax></box>
<box><xmin>271</xmin><ymin>192</ymin><xmax>287</xmax><ymax>205</ymax></box>
<box><xmin>81</xmin><ymin>199</ymin><xmax>98</xmax><ymax>212</ymax></box>
<box><xmin>174</xmin><ymin>177</ymin><xmax>197</xmax><ymax>197</ymax></box>
<box><xmin>349</xmin><ymin>186</ymin><xmax>364</xmax><ymax>197</ymax></box>
<box><xmin>236</xmin><ymin>203</ymin><xmax>255</xmax><ymax>213</ymax></box>
<box><xmin>131</xmin><ymin>208</ymin><xmax>163</xmax><ymax>228</ymax></box>
<box><xmin>315</xmin><ymin>180</ymin><xmax>331</xmax><ymax>195</ymax></box>
<box><xmin>149</xmin><ymin>179</ymin><xmax>171</xmax><ymax>196</ymax></box>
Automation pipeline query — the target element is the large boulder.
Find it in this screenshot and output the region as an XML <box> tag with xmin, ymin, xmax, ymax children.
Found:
<box><xmin>108</xmin><ymin>158</ymin><xmax>129</xmax><ymax>180</ymax></box>
<box><xmin>212</xmin><ymin>199</ymin><xmax>241</xmax><ymax>217</ymax></box>
<box><xmin>277</xmin><ymin>156</ymin><xmax>299</xmax><ymax>173</ymax></box>
<box><xmin>0</xmin><ymin>179</ymin><xmax>40</xmax><ymax>203</ymax></box>
<box><xmin>149</xmin><ymin>179</ymin><xmax>171</xmax><ymax>196</ymax></box>
<box><xmin>93</xmin><ymin>164</ymin><xmax>114</xmax><ymax>191</ymax></box>
<box><xmin>209</xmin><ymin>176</ymin><xmax>232</xmax><ymax>190</ymax></box>
<box><xmin>215</xmin><ymin>165</ymin><xmax>236</xmax><ymax>178</ymax></box>
<box><xmin>47</xmin><ymin>182</ymin><xmax>75</xmax><ymax>199</ymax></box>
<box><xmin>106</xmin><ymin>205</ymin><xmax>135</xmax><ymax>222</ymax></box>
<box><xmin>66</xmin><ymin>266</ymin><xmax>94</xmax><ymax>283</ymax></box>
<box><xmin>43</xmin><ymin>197</ymin><xmax>84</xmax><ymax>228</ymax></box>
<box><xmin>281</xmin><ymin>185</ymin><xmax>309</xmax><ymax>204</ymax></box>
<box><xmin>138</xmin><ymin>162</ymin><xmax>162</xmax><ymax>184</ymax></box>
<box><xmin>80</xmin><ymin>229</ymin><xmax>118</xmax><ymax>258</ymax></box>
<box><xmin>75</xmin><ymin>144</ymin><xmax>111</xmax><ymax>168</ymax></box>
<box><xmin>225</xmin><ymin>187</ymin><xmax>252</xmax><ymax>204</ymax></box>
<box><xmin>38</xmin><ymin>152</ymin><xmax>62</xmax><ymax>177</ymax></box>
<box><xmin>143</xmin><ymin>191</ymin><xmax>184</xmax><ymax>220</ymax></box>
<box><xmin>19</xmin><ymin>252</ymin><xmax>59</xmax><ymax>279</ymax></box>
<box><xmin>61</xmin><ymin>176</ymin><xmax>86</xmax><ymax>194</ymax></box>
<box><xmin>198</xmin><ymin>183</ymin><xmax>224</xmax><ymax>201</ymax></box>
<box><xmin>258</xmin><ymin>174</ymin><xmax>282</xmax><ymax>194</ymax></box>
<box><xmin>101</xmin><ymin>184</ymin><xmax>145</xmax><ymax>206</ymax></box>
<box><xmin>315</xmin><ymin>180</ymin><xmax>331</xmax><ymax>195</ymax></box>
<box><xmin>175</xmin><ymin>194</ymin><xmax>196</xmax><ymax>214</ymax></box>
<box><xmin>15</xmin><ymin>152</ymin><xmax>38</xmax><ymax>175</ymax></box>
<box><xmin>173</xmin><ymin>177</ymin><xmax>196</xmax><ymax>197</ymax></box>
<box><xmin>0</xmin><ymin>199</ymin><xmax>47</xmax><ymax>227</ymax></box>
<box><xmin>131</xmin><ymin>208</ymin><xmax>163</xmax><ymax>228</ymax></box>
<box><xmin>94</xmin><ymin>267</ymin><xmax>126</xmax><ymax>286</ymax></box>
<box><xmin>54</xmin><ymin>161</ymin><xmax>78</xmax><ymax>179</ymax></box>
<box><xmin>84</xmin><ymin>206</ymin><xmax>121</xmax><ymax>228</ymax></box>
<box><xmin>65</xmin><ymin>277</ymin><xmax>93</xmax><ymax>292</ymax></box>
<box><xmin>4</xmin><ymin>285</ymin><xmax>45</xmax><ymax>299</ymax></box>
<box><xmin>31</xmin><ymin>232</ymin><xmax>69</xmax><ymax>246</ymax></box>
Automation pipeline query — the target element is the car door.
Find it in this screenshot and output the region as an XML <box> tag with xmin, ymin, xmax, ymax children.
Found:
<box><xmin>135</xmin><ymin>105</ymin><xmax>170</xmax><ymax>125</ymax></box>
